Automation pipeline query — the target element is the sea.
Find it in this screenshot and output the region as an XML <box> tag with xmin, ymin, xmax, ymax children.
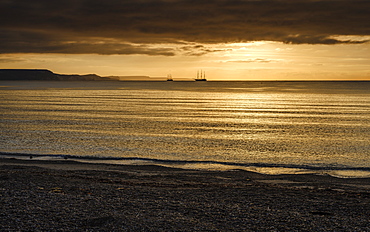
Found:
<box><xmin>1</xmin><ymin>81</ymin><xmax>370</xmax><ymax>178</ymax></box>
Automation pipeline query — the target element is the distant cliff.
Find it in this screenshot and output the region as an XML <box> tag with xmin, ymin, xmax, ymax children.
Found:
<box><xmin>0</xmin><ymin>69</ymin><xmax>118</xmax><ymax>81</ymax></box>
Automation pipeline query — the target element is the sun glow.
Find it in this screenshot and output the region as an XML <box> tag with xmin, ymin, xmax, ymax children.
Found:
<box><xmin>1</xmin><ymin>40</ymin><xmax>369</xmax><ymax>81</ymax></box>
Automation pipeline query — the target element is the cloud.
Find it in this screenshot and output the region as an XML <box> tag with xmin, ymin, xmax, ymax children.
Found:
<box><xmin>179</xmin><ymin>44</ymin><xmax>226</xmax><ymax>56</ymax></box>
<box><xmin>226</xmin><ymin>58</ymin><xmax>279</xmax><ymax>63</ymax></box>
<box><xmin>0</xmin><ymin>57</ymin><xmax>24</xmax><ymax>63</ymax></box>
<box><xmin>0</xmin><ymin>29</ymin><xmax>176</xmax><ymax>56</ymax></box>
<box><xmin>0</xmin><ymin>0</ymin><xmax>369</xmax><ymax>55</ymax></box>
<box><xmin>283</xmin><ymin>35</ymin><xmax>368</xmax><ymax>45</ymax></box>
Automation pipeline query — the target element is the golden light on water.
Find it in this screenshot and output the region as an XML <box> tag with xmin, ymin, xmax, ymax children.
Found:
<box><xmin>1</xmin><ymin>80</ymin><xmax>370</xmax><ymax>177</ymax></box>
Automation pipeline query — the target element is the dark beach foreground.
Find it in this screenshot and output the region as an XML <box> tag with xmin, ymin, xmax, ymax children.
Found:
<box><xmin>1</xmin><ymin>158</ymin><xmax>370</xmax><ymax>231</ymax></box>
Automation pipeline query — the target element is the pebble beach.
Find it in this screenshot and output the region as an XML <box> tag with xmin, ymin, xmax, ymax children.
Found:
<box><xmin>1</xmin><ymin>158</ymin><xmax>370</xmax><ymax>231</ymax></box>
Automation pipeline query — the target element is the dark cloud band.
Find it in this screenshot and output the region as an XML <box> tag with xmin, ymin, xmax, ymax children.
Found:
<box><xmin>1</xmin><ymin>0</ymin><xmax>369</xmax><ymax>55</ymax></box>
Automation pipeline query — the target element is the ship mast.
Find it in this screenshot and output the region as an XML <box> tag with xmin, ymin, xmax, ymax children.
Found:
<box><xmin>195</xmin><ymin>70</ymin><xmax>207</xmax><ymax>81</ymax></box>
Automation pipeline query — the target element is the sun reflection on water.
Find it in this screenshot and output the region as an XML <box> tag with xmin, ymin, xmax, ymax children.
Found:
<box><xmin>1</xmin><ymin>81</ymin><xmax>369</xmax><ymax>177</ymax></box>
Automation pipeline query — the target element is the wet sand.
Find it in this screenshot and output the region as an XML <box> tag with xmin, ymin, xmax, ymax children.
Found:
<box><xmin>1</xmin><ymin>158</ymin><xmax>370</xmax><ymax>231</ymax></box>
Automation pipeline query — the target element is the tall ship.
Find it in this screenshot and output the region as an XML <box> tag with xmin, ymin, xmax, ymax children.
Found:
<box><xmin>166</xmin><ymin>74</ymin><xmax>173</xmax><ymax>81</ymax></box>
<box><xmin>195</xmin><ymin>70</ymin><xmax>207</xmax><ymax>81</ymax></box>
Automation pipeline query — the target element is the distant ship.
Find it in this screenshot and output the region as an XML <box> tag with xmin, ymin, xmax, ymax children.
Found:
<box><xmin>195</xmin><ymin>70</ymin><xmax>207</xmax><ymax>81</ymax></box>
<box><xmin>166</xmin><ymin>74</ymin><xmax>173</xmax><ymax>81</ymax></box>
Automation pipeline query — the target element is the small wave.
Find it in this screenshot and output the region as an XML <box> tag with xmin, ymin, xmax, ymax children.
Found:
<box><xmin>1</xmin><ymin>152</ymin><xmax>370</xmax><ymax>173</ymax></box>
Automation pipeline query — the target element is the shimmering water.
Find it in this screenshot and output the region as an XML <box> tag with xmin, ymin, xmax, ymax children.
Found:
<box><xmin>1</xmin><ymin>81</ymin><xmax>370</xmax><ymax>177</ymax></box>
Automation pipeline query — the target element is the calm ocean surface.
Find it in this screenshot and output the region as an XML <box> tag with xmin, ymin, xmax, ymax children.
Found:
<box><xmin>1</xmin><ymin>81</ymin><xmax>370</xmax><ymax>177</ymax></box>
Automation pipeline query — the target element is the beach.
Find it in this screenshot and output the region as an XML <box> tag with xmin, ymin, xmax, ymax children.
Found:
<box><xmin>1</xmin><ymin>158</ymin><xmax>370</xmax><ymax>231</ymax></box>
<box><xmin>1</xmin><ymin>0</ymin><xmax>370</xmax><ymax>230</ymax></box>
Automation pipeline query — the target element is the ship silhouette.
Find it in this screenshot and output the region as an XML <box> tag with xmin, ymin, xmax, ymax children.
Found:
<box><xmin>195</xmin><ymin>70</ymin><xmax>207</xmax><ymax>81</ymax></box>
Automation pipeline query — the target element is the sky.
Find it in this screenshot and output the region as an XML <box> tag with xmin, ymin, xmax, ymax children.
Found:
<box><xmin>1</xmin><ymin>0</ymin><xmax>370</xmax><ymax>80</ymax></box>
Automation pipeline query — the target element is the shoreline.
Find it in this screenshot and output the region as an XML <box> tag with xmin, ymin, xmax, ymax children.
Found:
<box><xmin>2</xmin><ymin>152</ymin><xmax>370</xmax><ymax>179</ymax></box>
<box><xmin>2</xmin><ymin>157</ymin><xmax>370</xmax><ymax>191</ymax></box>
<box><xmin>1</xmin><ymin>157</ymin><xmax>370</xmax><ymax>230</ymax></box>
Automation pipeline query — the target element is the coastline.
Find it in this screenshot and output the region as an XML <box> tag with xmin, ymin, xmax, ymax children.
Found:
<box><xmin>1</xmin><ymin>158</ymin><xmax>370</xmax><ymax>231</ymax></box>
<box><xmin>2</xmin><ymin>152</ymin><xmax>370</xmax><ymax>178</ymax></box>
